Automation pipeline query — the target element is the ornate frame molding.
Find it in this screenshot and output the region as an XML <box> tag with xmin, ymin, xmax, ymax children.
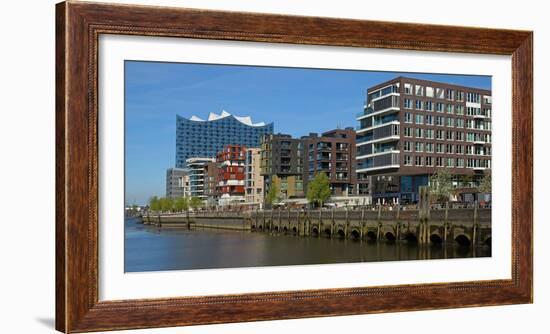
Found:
<box><xmin>56</xmin><ymin>1</ymin><xmax>532</xmax><ymax>332</ymax></box>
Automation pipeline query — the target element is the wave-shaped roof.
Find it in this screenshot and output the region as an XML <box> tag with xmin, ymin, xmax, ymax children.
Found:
<box><xmin>186</xmin><ymin>110</ymin><xmax>267</xmax><ymax>127</ymax></box>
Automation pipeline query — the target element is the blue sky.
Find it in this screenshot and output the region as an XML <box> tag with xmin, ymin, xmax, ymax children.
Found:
<box><xmin>125</xmin><ymin>61</ymin><xmax>491</xmax><ymax>205</ymax></box>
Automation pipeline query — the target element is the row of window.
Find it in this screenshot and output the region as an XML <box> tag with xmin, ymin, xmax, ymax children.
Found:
<box><xmin>402</xmin><ymin>141</ymin><xmax>491</xmax><ymax>155</ymax></box>
<box><xmin>403</xmin><ymin>127</ymin><xmax>492</xmax><ymax>143</ymax></box>
<box><xmin>403</xmin><ymin>155</ymin><xmax>492</xmax><ymax>168</ymax></box>
<box><xmin>403</xmin><ymin>83</ymin><xmax>491</xmax><ymax>104</ymax></box>
<box><xmin>403</xmin><ymin>113</ymin><xmax>491</xmax><ymax>130</ymax></box>
<box><xmin>403</xmin><ymin>99</ymin><xmax>492</xmax><ymax>117</ymax></box>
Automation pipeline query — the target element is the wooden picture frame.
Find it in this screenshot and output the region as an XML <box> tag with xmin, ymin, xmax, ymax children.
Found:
<box><xmin>56</xmin><ymin>1</ymin><xmax>533</xmax><ymax>332</ymax></box>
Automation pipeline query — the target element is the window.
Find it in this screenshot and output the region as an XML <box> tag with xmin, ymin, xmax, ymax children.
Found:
<box><xmin>436</xmin><ymin>130</ymin><xmax>444</xmax><ymax>140</ymax></box>
<box><xmin>404</xmin><ymin>127</ymin><xmax>413</xmax><ymax>137</ymax></box>
<box><xmin>456</xmin><ymin>145</ymin><xmax>464</xmax><ymax>154</ymax></box>
<box><xmin>446</xmin><ymin>89</ymin><xmax>454</xmax><ymax>100</ymax></box>
<box><xmin>467</xmin><ymin>132</ymin><xmax>475</xmax><ymax>142</ymax></box>
<box><xmin>415</xmin><ymin>85</ymin><xmax>424</xmax><ymax>96</ymax></box>
<box><xmin>415</xmin><ymin>156</ymin><xmax>423</xmax><ymax>166</ymax></box>
<box><xmin>403</xmin><ymin>141</ymin><xmax>412</xmax><ymax>151</ymax></box>
<box><xmin>425</xmin><ymin>129</ymin><xmax>434</xmax><ymax>139</ymax></box>
<box><xmin>456</xmin><ymin>158</ymin><xmax>464</xmax><ymax>168</ymax></box>
<box><xmin>415</xmin><ymin>100</ymin><xmax>423</xmax><ymax>110</ymax></box>
<box><xmin>404</xmin><ymin>98</ymin><xmax>412</xmax><ymax>109</ymax></box>
<box><xmin>466</xmin><ymin>119</ymin><xmax>474</xmax><ymax>129</ymax></box>
<box><xmin>404</xmin><ymin>155</ymin><xmax>412</xmax><ymax>166</ymax></box>
<box><xmin>466</xmin><ymin>145</ymin><xmax>474</xmax><ymax>155</ymax></box>
<box><xmin>425</xmin><ymin>115</ymin><xmax>433</xmax><ymax>125</ymax></box>
<box><xmin>436</xmin><ymin>87</ymin><xmax>445</xmax><ymax>99</ymax></box>
<box><xmin>436</xmin><ymin>157</ymin><xmax>444</xmax><ymax>167</ymax></box>
<box><xmin>415</xmin><ymin>128</ymin><xmax>423</xmax><ymax>138</ymax></box>
<box><xmin>446</xmin><ymin>131</ymin><xmax>454</xmax><ymax>140</ymax></box>
<box><xmin>436</xmin><ymin>102</ymin><xmax>445</xmax><ymax>112</ymax></box>
<box><xmin>446</xmin><ymin>144</ymin><xmax>454</xmax><ymax>154</ymax></box>
<box><xmin>425</xmin><ymin>156</ymin><xmax>433</xmax><ymax>166</ymax></box>
<box><xmin>446</xmin><ymin>158</ymin><xmax>454</xmax><ymax>167</ymax></box>
<box><xmin>426</xmin><ymin>86</ymin><xmax>434</xmax><ymax>98</ymax></box>
<box><xmin>415</xmin><ymin>142</ymin><xmax>424</xmax><ymax>152</ymax></box>
<box><xmin>456</xmin><ymin>105</ymin><xmax>464</xmax><ymax>115</ymax></box>
<box><xmin>425</xmin><ymin>143</ymin><xmax>434</xmax><ymax>153</ymax></box>
<box><xmin>415</xmin><ymin>114</ymin><xmax>423</xmax><ymax>124</ymax></box>
<box><xmin>404</xmin><ymin>83</ymin><xmax>412</xmax><ymax>95</ymax></box>
<box><xmin>425</xmin><ymin>101</ymin><xmax>434</xmax><ymax>111</ymax></box>
<box><xmin>456</xmin><ymin>91</ymin><xmax>464</xmax><ymax>101</ymax></box>
<box><xmin>404</xmin><ymin>112</ymin><xmax>413</xmax><ymax>123</ymax></box>
<box><xmin>446</xmin><ymin>104</ymin><xmax>454</xmax><ymax>114</ymax></box>
<box><xmin>467</xmin><ymin>92</ymin><xmax>481</xmax><ymax>103</ymax></box>
<box><xmin>446</xmin><ymin>117</ymin><xmax>454</xmax><ymax>127</ymax></box>
<box><xmin>456</xmin><ymin>119</ymin><xmax>464</xmax><ymax>128</ymax></box>
<box><xmin>436</xmin><ymin>143</ymin><xmax>444</xmax><ymax>153</ymax></box>
<box><xmin>456</xmin><ymin>131</ymin><xmax>464</xmax><ymax>141</ymax></box>
<box><xmin>483</xmin><ymin>95</ymin><xmax>492</xmax><ymax>104</ymax></box>
<box><xmin>436</xmin><ymin>116</ymin><xmax>444</xmax><ymax>126</ymax></box>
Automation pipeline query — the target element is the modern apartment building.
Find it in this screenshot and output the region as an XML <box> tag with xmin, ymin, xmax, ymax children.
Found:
<box><xmin>302</xmin><ymin>128</ymin><xmax>367</xmax><ymax>196</ymax></box>
<box><xmin>165</xmin><ymin>168</ymin><xmax>190</xmax><ymax>198</ymax></box>
<box><xmin>260</xmin><ymin>134</ymin><xmax>305</xmax><ymax>200</ymax></box>
<box><xmin>176</xmin><ymin>110</ymin><xmax>273</xmax><ymax>168</ymax></box>
<box><xmin>216</xmin><ymin>145</ymin><xmax>246</xmax><ymax>206</ymax></box>
<box><xmin>244</xmin><ymin>148</ymin><xmax>264</xmax><ymax>207</ymax></box>
<box><xmin>356</xmin><ymin>76</ymin><xmax>492</xmax><ymax>203</ymax></box>
<box><xmin>186</xmin><ymin>157</ymin><xmax>215</xmax><ymax>199</ymax></box>
<box><xmin>203</xmin><ymin>161</ymin><xmax>220</xmax><ymax>207</ymax></box>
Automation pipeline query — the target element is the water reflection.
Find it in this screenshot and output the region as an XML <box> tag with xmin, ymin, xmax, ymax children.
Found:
<box><xmin>125</xmin><ymin>218</ymin><xmax>491</xmax><ymax>272</ymax></box>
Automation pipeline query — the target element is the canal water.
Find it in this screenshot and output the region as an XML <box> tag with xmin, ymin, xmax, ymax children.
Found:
<box><xmin>125</xmin><ymin>217</ymin><xmax>491</xmax><ymax>272</ymax></box>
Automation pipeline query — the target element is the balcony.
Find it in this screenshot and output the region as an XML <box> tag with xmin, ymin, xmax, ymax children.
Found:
<box><xmin>316</xmin><ymin>144</ymin><xmax>332</xmax><ymax>152</ymax></box>
<box><xmin>356</xmin><ymin>152</ymin><xmax>400</xmax><ymax>173</ymax></box>
<box><xmin>357</xmin><ymin>124</ymin><xmax>400</xmax><ymax>145</ymax></box>
<box><xmin>280</xmin><ymin>158</ymin><xmax>291</xmax><ymax>166</ymax></box>
<box><xmin>335</xmin><ymin>165</ymin><xmax>348</xmax><ymax>172</ymax></box>
<box><xmin>357</xmin><ymin>135</ymin><xmax>374</xmax><ymax>144</ymax></box>
<box><xmin>316</xmin><ymin>153</ymin><xmax>332</xmax><ymax>161</ymax></box>
<box><xmin>357</xmin><ymin>120</ymin><xmax>400</xmax><ymax>135</ymax></box>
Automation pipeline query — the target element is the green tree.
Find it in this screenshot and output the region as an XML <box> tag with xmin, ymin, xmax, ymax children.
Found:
<box><xmin>306</xmin><ymin>172</ymin><xmax>331</xmax><ymax>207</ymax></box>
<box><xmin>174</xmin><ymin>196</ymin><xmax>189</xmax><ymax>212</ymax></box>
<box><xmin>159</xmin><ymin>197</ymin><xmax>174</xmax><ymax>212</ymax></box>
<box><xmin>429</xmin><ymin>169</ymin><xmax>454</xmax><ymax>202</ymax></box>
<box><xmin>265</xmin><ymin>183</ymin><xmax>279</xmax><ymax>207</ymax></box>
<box><xmin>189</xmin><ymin>197</ymin><xmax>203</xmax><ymax>210</ymax></box>
<box><xmin>149</xmin><ymin>196</ymin><xmax>160</xmax><ymax>212</ymax></box>
<box><xmin>458</xmin><ymin>174</ymin><xmax>473</xmax><ymax>188</ymax></box>
<box><xmin>477</xmin><ymin>172</ymin><xmax>492</xmax><ymax>194</ymax></box>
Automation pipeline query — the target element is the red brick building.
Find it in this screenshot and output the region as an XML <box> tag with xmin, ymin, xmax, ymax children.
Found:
<box><xmin>216</xmin><ymin>144</ymin><xmax>247</xmax><ymax>205</ymax></box>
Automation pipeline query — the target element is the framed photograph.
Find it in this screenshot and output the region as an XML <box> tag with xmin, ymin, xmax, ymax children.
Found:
<box><xmin>56</xmin><ymin>1</ymin><xmax>532</xmax><ymax>332</ymax></box>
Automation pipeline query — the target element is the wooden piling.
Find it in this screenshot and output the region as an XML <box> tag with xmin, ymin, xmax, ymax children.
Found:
<box><xmin>360</xmin><ymin>207</ymin><xmax>365</xmax><ymax>240</ymax></box>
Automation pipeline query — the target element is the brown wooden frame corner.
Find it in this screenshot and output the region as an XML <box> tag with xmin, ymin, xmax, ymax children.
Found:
<box><xmin>55</xmin><ymin>1</ymin><xmax>533</xmax><ymax>332</ymax></box>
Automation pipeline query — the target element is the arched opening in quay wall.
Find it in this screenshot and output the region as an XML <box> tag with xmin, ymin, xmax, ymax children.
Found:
<box><xmin>385</xmin><ymin>231</ymin><xmax>396</xmax><ymax>241</ymax></box>
<box><xmin>430</xmin><ymin>233</ymin><xmax>443</xmax><ymax>244</ymax></box>
<box><xmin>455</xmin><ymin>234</ymin><xmax>471</xmax><ymax>246</ymax></box>
<box><xmin>404</xmin><ymin>232</ymin><xmax>418</xmax><ymax>243</ymax></box>
<box><xmin>366</xmin><ymin>231</ymin><xmax>377</xmax><ymax>241</ymax></box>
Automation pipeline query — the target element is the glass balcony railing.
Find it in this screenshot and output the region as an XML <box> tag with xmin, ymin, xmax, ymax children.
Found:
<box><xmin>357</xmin><ymin>153</ymin><xmax>400</xmax><ymax>171</ymax></box>
<box><xmin>357</xmin><ymin>135</ymin><xmax>373</xmax><ymax>143</ymax></box>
